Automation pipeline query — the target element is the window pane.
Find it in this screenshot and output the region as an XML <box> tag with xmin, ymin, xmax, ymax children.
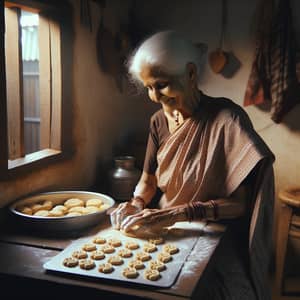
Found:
<box><xmin>21</xmin><ymin>10</ymin><xmax>41</xmax><ymax>155</ymax></box>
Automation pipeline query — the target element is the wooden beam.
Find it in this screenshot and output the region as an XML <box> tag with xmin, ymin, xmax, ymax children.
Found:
<box><xmin>5</xmin><ymin>7</ymin><xmax>24</xmax><ymax>159</ymax></box>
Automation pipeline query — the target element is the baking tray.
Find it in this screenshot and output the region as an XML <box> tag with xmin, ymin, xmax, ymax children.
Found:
<box><xmin>43</xmin><ymin>227</ymin><xmax>199</xmax><ymax>288</ymax></box>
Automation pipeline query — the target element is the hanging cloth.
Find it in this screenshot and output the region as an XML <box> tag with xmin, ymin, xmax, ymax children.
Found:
<box><xmin>244</xmin><ymin>0</ymin><xmax>300</xmax><ymax>123</ymax></box>
<box><xmin>243</xmin><ymin>0</ymin><xmax>274</xmax><ymax>107</ymax></box>
<box><xmin>269</xmin><ymin>0</ymin><xmax>300</xmax><ymax>122</ymax></box>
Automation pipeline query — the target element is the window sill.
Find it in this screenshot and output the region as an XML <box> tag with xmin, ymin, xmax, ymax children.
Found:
<box><xmin>8</xmin><ymin>149</ymin><xmax>61</xmax><ymax>169</ymax></box>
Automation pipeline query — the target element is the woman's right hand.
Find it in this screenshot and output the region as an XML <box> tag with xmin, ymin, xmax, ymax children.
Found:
<box><xmin>109</xmin><ymin>201</ymin><xmax>143</xmax><ymax>230</ymax></box>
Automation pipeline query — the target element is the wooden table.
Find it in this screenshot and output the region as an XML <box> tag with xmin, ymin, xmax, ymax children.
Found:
<box><xmin>0</xmin><ymin>210</ymin><xmax>225</xmax><ymax>299</ymax></box>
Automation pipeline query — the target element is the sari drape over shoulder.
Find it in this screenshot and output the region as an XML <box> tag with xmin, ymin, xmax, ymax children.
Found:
<box><xmin>155</xmin><ymin>97</ymin><xmax>275</xmax><ymax>299</ymax></box>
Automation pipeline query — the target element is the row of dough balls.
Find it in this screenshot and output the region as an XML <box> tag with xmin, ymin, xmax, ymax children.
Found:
<box><xmin>17</xmin><ymin>198</ymin><xmax>110</xmax><ymax>217</ymax></box>
<box><xmin>63</xmin><ymin>240</ymin><xmax>179</xmax><ymax>280</ymax></box>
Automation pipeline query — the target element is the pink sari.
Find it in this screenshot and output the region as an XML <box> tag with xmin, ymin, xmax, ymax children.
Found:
<box><xmin>155</xmin><ymin>101</ymin><xmax>275</xmax><ymax>299</ymax></box>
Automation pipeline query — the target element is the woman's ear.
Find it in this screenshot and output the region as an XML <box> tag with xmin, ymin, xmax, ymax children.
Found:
<box><xmin>186</xmin><ymin>62</ymin><xmax>197</xmax><ymax>83</ymax></box>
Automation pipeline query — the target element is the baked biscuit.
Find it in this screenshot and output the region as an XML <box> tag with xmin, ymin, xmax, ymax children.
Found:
<box><xmin>86</xmin><ymin>198</ymin><xmax>103</xmax><ymax>208</ymax></box>
<box><xmin>93</xmin><ymin>236</ymin><xmax>106</xmax><ymax>244</ymax></box>
<box><xmin>149</xmin><ymin>260</ymin><xmax>166</xmax><ymax>272</ymax></box>
<box><xmin>63</xmin><ymin>257</ymin><xmax>78</xmax><ymax>268</ymax></box>
<box><xmin>82</xmin><ymin>243</ymin><xmax>97</xmax><ymax>252</ymax></box>
<box><xmin>64</xmin><ymin>198</ymin><xmax>84</xmax><ymax>209</ymax></box>
<box><xmin>72</xmin><ymin>250</ymin><xmax>88</xmax><ymax>259</ymax></box>
<box><xmin>41</xmin><ymin>200</ymin><xmax>53</xmax><ymax>210</ymax></box>
<box><xmin>34</xmin><ymin>210</ymin><xmax>49</xmax><ymax>217</ymax></box>
<box><xmin>135</xmin><ymin>251</ymin><xmax>151</xmax><ymax>262</ymax></box>
<box><xmin>108</xmin><ymin>255</ymin><xmax>124</xmax><ymax>266</ymax></box>
<box><xmin>122</xmin><ymin>267</ymin><xmax>139</xmax><ymax>279</ymax></box>
<box><xmin>98</xmin><ymin>203</ymin><xmax>110</xmax><ymax>211</ymax></box>
<box><xmin>83</xmin><ymin>206</ymin><xmax>100</xmax><ymax>214</ymax></box>
<box><xmin>108</xmin><ymin>238</ymin><xmax>122</xmax><ymax>247</ymax></box>
<box><xmin>125</xmin><ymin>241</ymin><xmax>139</xmax><ymax>250</ymax></box>
<box><xmin>118</xmin><ymin>248</ymin><xmax>133</xmax><ymax>258</ymax></box>
<box><xmin>79</xmin><ymin>259</ymin><xmax>95</xmax><ymax>270</ymax></box>
<box><xmin>51</xmin><ymin>205</ymin><xmax>68</xmax><ymax>214</ymax></box>
<box><xmin>101</xmin><ymin>244</ymin><xmax>115</xmax><ymax>254</ymax></box>
<box><xmin>143</xmin><ymin>243</ymin><xmax>157</xmax><ymax>253</ymax></box>
<box><xmin>90</xmin><ymin>250</ymin><xmax>105</xmax><ymax>260</ymax></box>
<box><xmin>98</xmin><ymin>263</ymin><xmax>114</xmax><ymax>274</ymax></box>
<box><xmin>49</xmin><ymin>209</ymin><xmax>65</xmax><ymax>217</ymax></box>
<box><xmin>20</xmin><ymin>206</ymin><xmax>33</xmax><ymax>215</ymax></box>
<box><xmin>148</xmin><ymin>237</ymin><xmax>164</xmax><ymax>245</ymax></box>
<box><xmin>157</xmin><ymin>252</ymin><xmax>172</xmax><ymax>263</ymax></box>
<box><xmin>69</xmin><ymin>206</ymin><xmax>86</xmax><ymax>214</ymax></box>
<box><xmin>163</xmin><ymin>244</ymin><xmax>179</xmax><ymax>255</ymax></box>
<box><xmin>128</xmin><ymin>259</ymin><xmax>145</xmax><ymax>270</ymax></box>
<box><xmin>144</xmin><ymin>269</ymin><xmax>161</xmax><ymax>281</ymax></box>
<box><xmin>31</xmin><ymin>203</ymin><xmax>43</xmax><ymax>213</ymax></box>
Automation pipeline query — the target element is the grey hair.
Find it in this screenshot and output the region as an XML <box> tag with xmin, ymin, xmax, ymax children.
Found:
<box><xmin>127</xmin><ymin>30</ymin><xmax>207</xmax><ymax>85</ymax></box>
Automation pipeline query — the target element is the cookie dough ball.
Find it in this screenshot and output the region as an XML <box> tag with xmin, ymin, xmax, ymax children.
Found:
<box><xmin>98</xmin><ymin>263</ymin><xmax>114</xmax><ymax>274</ymax></box>
<box><xmin>72</xmin><ymin>250</ymin><xmax>88</xmax><ymax>259</ymax></box>
<box><xmin>90</xmin><ymin>250</ymin><xmax>105</xmax><ymax>260</ymax></box>
<box><xmin>163</xmin><ymin>244</ymin><xmax>179</xmax><ymax>255</ymax></box>
<box><xmin>101</xmin><ymin>244</ymin><xmax>115</xmax><ymax>254</ymax></box>
<box><xmin>86</xmin><ymin>198</ymin><xmax>103</xmax><ymax>208</ymax></box>
<box><xmin>118</xmin><ymin>249</ymin><xmax>133</xmax><ymax>258</ymax></box>
<box><xmin>143</xmin><ymin>243</ymin><xmax>157</xmax><ymax>253</ymax></box>
<box><xmin>144</xmin><ymin>269</ymin><xmax>161</xmax><ymax>281</ymax></box>
<box><xmin>149</xmin><ymin>260</ymin><xmax>166</xmax><ymax>272</ymax></box>
<box><xmin>125</xmin><ymin>241</ymin><xmax>139</xmax><ymax>250</ymax></box>
<box><xmin>108</xmin><ymin>255</ymin><xmax>124</xmax><ymax>266</ymax></box>
<box><xmin>123</xmin><ymin>267</ymin><xmax>139</xmax><ymax>279</ymax></box>
<box><xmin>148</xmin><ymin>237</ymin><xmax>164</xmax><ymax>245</ymax></box>
<box><xmin>48</xmin><ymin>209</ymin><xmax>65</xmax><ymax>217</ymax></box>
<box><xmin>108</xmin><ymin>238</ymin><xmax>122</xmax><ymax>247</ymax></box>
<box><xmin>128</xmin><ymin>260</ymin><xmax>145</xmax><ymax>270</ymax></box>
<box><xmin>82</xmin><ymin>243</ymin><xmax>97</xmax><ymax>252</ymax></box>
<box><xmin>19</xmin><ymin>206</ymin><xmax>33</xmax><ymax>215</ymax></box>
<box><xmin>93</xmin><ymin>236</ymin><xmax>106</xmax><ymax>244</ymax></box>
<box><xmin>135</xmin><ymin>251</ymin><xmax>151</xmax><ymax>262</ymax></box>
<box><xmin>63</xmin><ymin>257</ymin><xmax>78</xmax><ymax>268</ymax></box>
<box><xmin>34</xmin><ymin>210</ymin><xmax>50</xmax><ymax>217</ymax></box>
<box><xmin>64</xmin><ymin>198</ymin><xmax>84</xmax><ymax>209</ymax></box>
<box><xmin>79</xmin><ymin>259</ymin><xmax>95</xmax><ymax>270</ymax></box>
<box><xmin>157</xmin><ymin>252</ymin><xmax>172</xmax><ymax>263</ymax></box>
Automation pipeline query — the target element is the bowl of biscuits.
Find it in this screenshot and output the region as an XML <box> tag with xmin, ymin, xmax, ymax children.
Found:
<box><xmin>9</xmin><ymin>191</ymin><xmax>115</xmax><ymax>233</ymax></box>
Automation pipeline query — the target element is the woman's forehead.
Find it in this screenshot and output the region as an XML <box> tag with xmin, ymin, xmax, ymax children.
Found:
<box><xmin>140</xmin><ymin>65</ymin><xmax>172</xmax><ymax>83</ymax></box>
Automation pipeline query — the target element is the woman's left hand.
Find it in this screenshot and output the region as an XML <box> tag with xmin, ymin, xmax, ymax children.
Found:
<box><xmin>120</xmin><ymin>206</ymin><xmax>186</xmax><ymax>234</ymax></box>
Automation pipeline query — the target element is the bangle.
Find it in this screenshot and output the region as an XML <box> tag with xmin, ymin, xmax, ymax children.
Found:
<box><xmin>210</xmin><ymin>200</ymin><xmax>219</xmax><ymax>220</ymax></box>
<box><xmin>185</xmin><ymin>202</ymin><xmax>206</xmax><ymax>222</ymax></box>
<box><xmin>131</xmin><ymin>196</ymin><xmax>146</xmax><ymax>209</ymax></box>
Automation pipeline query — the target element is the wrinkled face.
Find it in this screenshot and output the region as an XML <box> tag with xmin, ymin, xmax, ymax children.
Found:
<box><xmin>139</xmin><ymin>64</ymin><xmax>194</xmax><ymax>115</ymax></box>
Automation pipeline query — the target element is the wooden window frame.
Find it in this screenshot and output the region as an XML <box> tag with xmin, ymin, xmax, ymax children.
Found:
<box><xmin>0</xmin><ymin>0</ymin><xmax>73</xmax><ymax>178</ymax></box>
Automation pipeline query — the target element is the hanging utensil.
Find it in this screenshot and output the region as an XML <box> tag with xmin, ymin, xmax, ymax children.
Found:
<box><xmin>209</xmin><ymin>0</ymin><xmax>228</xmax><ymax>73</ymax></box>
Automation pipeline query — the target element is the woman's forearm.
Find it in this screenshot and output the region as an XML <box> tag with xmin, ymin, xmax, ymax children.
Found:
<box><xmin>132</xmin><ymin>172</ymin><xmax>157</xmax><ymax>206</ymax></box>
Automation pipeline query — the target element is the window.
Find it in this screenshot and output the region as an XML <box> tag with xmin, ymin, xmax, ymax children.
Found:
<box><xmin>0</xmin><ymin>1</ymin><xmax>72</xmax><ymax>175</ymax></box>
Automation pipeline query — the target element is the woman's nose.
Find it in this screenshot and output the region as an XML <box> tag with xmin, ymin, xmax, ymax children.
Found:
<box><xmin>149</xmin><ymin>88</ymin><xmax>161</xmax><ymax>103</ymax></box>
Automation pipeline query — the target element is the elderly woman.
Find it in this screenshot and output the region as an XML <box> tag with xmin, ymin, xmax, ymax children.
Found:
<box><xmin>110</xmin><ymin>31</ymin><xmax>275</xmax><ymax>300</ymax></box>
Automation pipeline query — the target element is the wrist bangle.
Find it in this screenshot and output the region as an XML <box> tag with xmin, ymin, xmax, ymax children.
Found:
<box><xmin>131</xmin><ymin>196</ymin><xmax>145</xmax><ymax>209</ymax></box>
<box><xmin>210</xmin><ymin>200</ymin><xmax>219</xmax><ymax>220</ymax></box>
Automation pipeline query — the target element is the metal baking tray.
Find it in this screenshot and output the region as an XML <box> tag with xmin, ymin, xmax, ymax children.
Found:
<box><xmin>43</xmin><ymin>227</ymin><xmax>199</xmax><ymax>288</ymax></box>
<box><xmin>9</xmin><ymin>191</ymin><xmax>115</xmax><ymax>233</ymax></box>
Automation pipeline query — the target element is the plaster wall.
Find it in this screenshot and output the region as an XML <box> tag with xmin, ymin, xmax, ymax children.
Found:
<box><xmin>1</xmin><ymin>0</ymin><xmax>300</xmax><ymax>234</ymax></box>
